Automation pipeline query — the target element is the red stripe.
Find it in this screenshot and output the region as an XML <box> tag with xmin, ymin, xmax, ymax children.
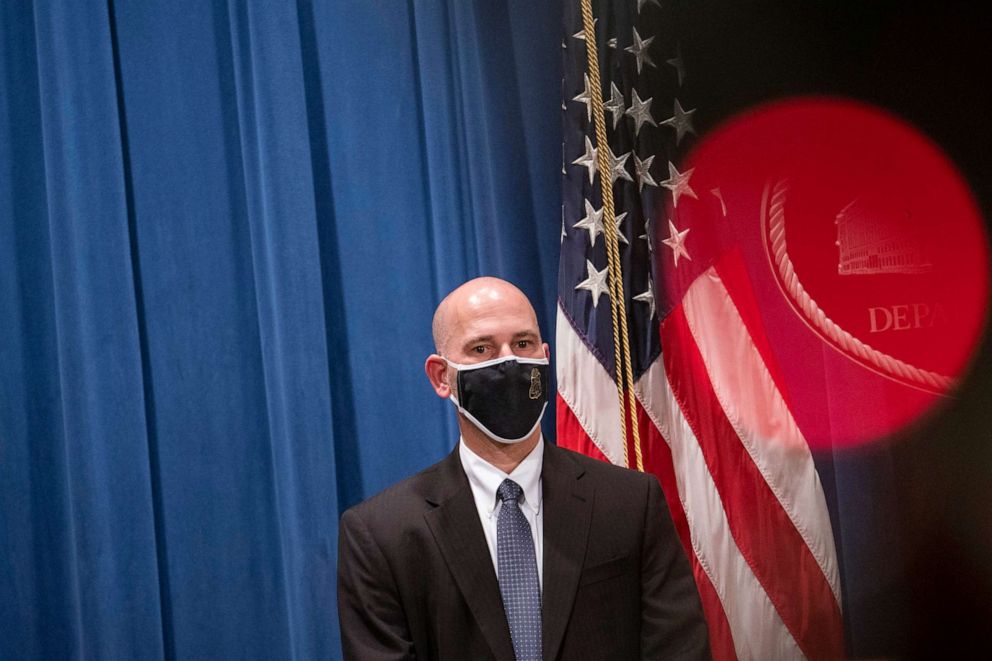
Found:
<box><xmin>556</xmin><ymin>393</ymin><xmax>611</xmax><ymax>462</ymax></box>
<box><xmin>635</xmin><ymin>398</ymin><xmax>739</xmax><ymax>661</ymax></box>
<box><xmin>557</xmin><ymin>394</ymin><xmax>738</xmax><ymax>661</ymax></box>
<box><xmin>661</xmin><ymin>306</ymin><xmax>844</xmax><ymax>659</ymax></box>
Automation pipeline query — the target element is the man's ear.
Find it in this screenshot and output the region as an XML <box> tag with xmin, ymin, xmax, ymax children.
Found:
<box><xmin>425</xmin><ymin>354</ymin><xmax>452</xmax><ymax>398</ymax></box>
<box><xmin>543</xmin><ymin>342</ymin><xmax>551</xmax><ymax>360</ymax></box>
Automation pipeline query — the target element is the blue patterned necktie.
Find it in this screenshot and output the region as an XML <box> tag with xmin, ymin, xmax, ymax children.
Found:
<box><xmin>496</xmin><ymin>478</ymin><xmax>542</xmax><ymax>661</ymax></box>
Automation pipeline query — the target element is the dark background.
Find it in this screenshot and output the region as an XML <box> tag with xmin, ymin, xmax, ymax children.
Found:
<box><xmin>678</xmin><ymin>2</ymin><xmax>992</xmax><ymax>656</ymax></box>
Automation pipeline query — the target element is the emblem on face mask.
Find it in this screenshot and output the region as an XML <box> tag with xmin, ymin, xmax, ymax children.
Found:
<box><xmin>529</xmin><ymin>367</ymin><xmax>542</xmax><ymax>399</ymax></box>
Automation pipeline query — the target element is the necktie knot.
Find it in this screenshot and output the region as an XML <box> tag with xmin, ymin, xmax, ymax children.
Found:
<box><xmin>497</xmin><ymin>478</ymin><xmax>523</xmax><ymax>504</ymax></box>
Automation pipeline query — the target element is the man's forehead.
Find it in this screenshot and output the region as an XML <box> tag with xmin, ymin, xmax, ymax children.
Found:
<box><xmin>451</xmin><ymin>304</ymin><xmax>539</xmax><ymax>336</ymax></box>
<box><xmin>449</xmin><ymin>291</ymin><xmax>538</xmax><ymax>335</ymax></box>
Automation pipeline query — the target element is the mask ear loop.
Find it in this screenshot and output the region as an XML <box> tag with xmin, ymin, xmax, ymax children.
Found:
<box><xmin>442</xmin><ymin>357</ymin><xmax>462</xmax><ymax>406</ymax></box>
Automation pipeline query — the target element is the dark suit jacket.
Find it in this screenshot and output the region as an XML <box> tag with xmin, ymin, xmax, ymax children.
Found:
<box><xmin>337</xmin><ymin>442</ymin><xmax>709</xmax><ymax>660</ymax></box>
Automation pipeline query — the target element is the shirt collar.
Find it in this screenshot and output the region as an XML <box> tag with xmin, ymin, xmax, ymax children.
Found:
<box><xmin>458</xmin><ymin>436</ymin><xmax>544</xmax><ymax>517</ymax></box>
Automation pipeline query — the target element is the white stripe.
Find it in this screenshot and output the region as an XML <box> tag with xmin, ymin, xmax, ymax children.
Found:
<box><xmin>681</xmin><ymin>268</ymin><xmax>842</xmax><ymax>606</ymax></box>
<box><xmin>636</xmin><ymin>360</ymin><xmax>804</xmax><ymax>661</ymax></box>
<box><xmin>555</xmin><ymin>304</ymin><xmax>625</xmax><ymax>466</ymax></box>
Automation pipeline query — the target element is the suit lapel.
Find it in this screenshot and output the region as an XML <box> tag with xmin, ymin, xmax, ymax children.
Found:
<box><xmin>423</xmin><ymin>449</ymin><xmax>516</xmax><ymax>661</ymax></box>
<box><xmin>540</xmin><ymin>443</ymin><xmax>592</xmax><ymax>661</ymax></box>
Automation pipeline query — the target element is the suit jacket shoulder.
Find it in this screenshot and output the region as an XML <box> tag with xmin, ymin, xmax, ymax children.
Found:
<box><xmin>342</xmin><ymin>458</ymin><xmax>447</xmax><ymax>530</ymax></box>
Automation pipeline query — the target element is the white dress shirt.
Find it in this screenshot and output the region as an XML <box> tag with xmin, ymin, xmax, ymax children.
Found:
<box><xmin>458</xmin><ymin>436</ymin><xmax>544</xmax><ymax>588</ymax></box>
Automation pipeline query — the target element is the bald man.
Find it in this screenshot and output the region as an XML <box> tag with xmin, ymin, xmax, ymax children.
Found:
<box><xmin>337</xmin><ymin>278</ymin><xmax>709</xmax><ymax>661</ymax></box>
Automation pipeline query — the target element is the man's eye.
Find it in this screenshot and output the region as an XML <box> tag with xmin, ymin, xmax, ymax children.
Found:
<box><xmin>473</xmin><ymin>346</ymin><xmax>487</xmax><ymax>354</ymax></box>
<box><xmin>517</xmin><ymin>340</ymin><xmax>531</xmax><ymax>348</ymax></box>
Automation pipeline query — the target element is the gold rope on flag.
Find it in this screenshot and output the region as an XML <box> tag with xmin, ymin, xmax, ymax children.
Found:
<box><xmin>579</xmin><ymin>0</ymin><xmax>644</xmax><ymax>472</ymax></box>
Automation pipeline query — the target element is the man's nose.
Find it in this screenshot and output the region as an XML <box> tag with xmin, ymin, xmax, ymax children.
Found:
<box><xmin>497</xmin><ymin>343</ymin><xmax>515</xmax><ymax>358</ymax></box>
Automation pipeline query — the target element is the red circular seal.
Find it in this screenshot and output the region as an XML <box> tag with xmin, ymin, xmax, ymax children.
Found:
<box><xmin>663</xmin><ymin>98</ymin><xmax>989</xmax><ymax>448</ymax></box>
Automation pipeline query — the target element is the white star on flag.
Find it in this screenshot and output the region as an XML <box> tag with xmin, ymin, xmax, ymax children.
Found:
<box><xmin>572</xmin><ymin>74</ymin><xmax>593</xmax><ymax>122</ymax></box>
<box><xmin>603</xmin><ymin>82</ymin><xmax>626</xmax><ymax>130</ymax></box>
<box><xmin>660</xmin><ymin>98</ymin><xmax>697</xmax><ymax>144</ymax></box>
<box><xmin>633</xmin><ymin>278</ymin><xmax>656</xmax><ymax>318</ymax></box>
<box><xmin>572</xmin><ymin>199</ymin><xmax>604</xmax><ymax>246</ymax></box>
<box><xmin>633</xmin><ymin>153</ymin><xmax>657</xmax><ymax>192</ymax></box>
<box><xmin>614</xmin><ymin>211</ymin><xmax>629</xmax><ymax>245</ymax></box>
<box><xmin>625</xmin><ymin>27</ymin><xmax>655</xmax><ymax>73</ymax></box>
<box><xmin>571</xmin><ymin>136</ymin><xmax>598</xmax><ymax>184</ymax></box>
<box><xmin>625</xmin><ymin>88</ymin><xmax>657</xmax><ymax>135</ymax></box>
<box><xmin>574</xmin><ymin>259</ymin><xmax>611</xmax><ymax>307</ymax></box>
<box><xmin>660</xmin><ymin>161</ymin><xmax>697</xmax><ymax>207</ymax></box>
<box><xmin>661</xmin><ymin>219</ymin><xmax>692</xmax><ymax>267</ymax></box>
<box><xmin>607</xmin><ymin>147</ymin><xmax>633</xmax><ymax>186</ymax></box>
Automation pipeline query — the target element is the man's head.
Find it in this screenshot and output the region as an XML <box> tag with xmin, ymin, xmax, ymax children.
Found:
<box><xmin>425</xmin><ymin>277</ymin><xmax>549</xmax><ymax>457</ymax></box>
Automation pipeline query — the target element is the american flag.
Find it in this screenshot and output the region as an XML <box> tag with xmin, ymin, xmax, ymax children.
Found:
<box><xmin>557</xmin><ymin>1</ymin><xmax>844</xmax><ymax>658</ymax></box>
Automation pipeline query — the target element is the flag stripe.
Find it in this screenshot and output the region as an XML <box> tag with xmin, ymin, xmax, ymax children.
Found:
<box><xmin>555</xmin><ymin>304</ymin><xmax>625</xmax><ymax>465</ymax></box>
<box><xmin>635</xmin><ymin>401</ymin><xmax>739</xmax><ymax>661</ymax></box>
<box><xmin>663</xmin><ymin>298</ymin><xmax>843</xmax><ymax>658</ymax></box>
<box><xmin>555</xmin><ymin>393</ymin><xmax>611</xmax><ymax>464</ymax></box>
<box><xmin>635</xmin><ymin>357</ymin><xmax>804</xmax><ymax>661</ymax></box>
<box><xmin>683</xmin><ymin>264</ymin><xmax>842</xmax><ymax>605</ymax></box>
<box><xmin>707</xmin><ymin>250</ymin><xmax>794</xmax><ymax>408</ymax></box>
<box><xmin>556</xmin><ymin>390</ymin><xmax>739</xmax><ymax>661</ymax></box>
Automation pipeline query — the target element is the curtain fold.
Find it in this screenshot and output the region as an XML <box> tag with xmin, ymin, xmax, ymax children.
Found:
<box><xmin>1</xmin><ymin>1</ymin><xmax>166</xmax><ymax>658</ymax></box>
<box><xmin>0</xmin><ymin>1</ymin><xmax>562</xmax><ymax>658</ymax></box>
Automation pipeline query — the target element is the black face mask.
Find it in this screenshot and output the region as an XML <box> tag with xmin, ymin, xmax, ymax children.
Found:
<box><xmin>447</xmin><ymin>356</ymin><xmax>550</xmax><ymax>444</ymax></box>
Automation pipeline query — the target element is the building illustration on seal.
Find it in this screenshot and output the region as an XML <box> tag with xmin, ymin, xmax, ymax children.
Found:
<box><xmin>835</xmin><ymin>192</ymin><xmax>932</xmax><ymax>275</ymax></box>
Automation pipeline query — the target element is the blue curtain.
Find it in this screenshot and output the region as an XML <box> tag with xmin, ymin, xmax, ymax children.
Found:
<box><xmin>0</xmin><ymin>1</ymin><xmax>562</xmax><ymax>658</ymax></box>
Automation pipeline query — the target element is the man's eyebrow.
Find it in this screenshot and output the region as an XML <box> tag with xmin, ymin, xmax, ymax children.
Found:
<box><xmin>461</xmin><ymin>331</ymin><xmax>538</xmax><ymax>347</ymax></box>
